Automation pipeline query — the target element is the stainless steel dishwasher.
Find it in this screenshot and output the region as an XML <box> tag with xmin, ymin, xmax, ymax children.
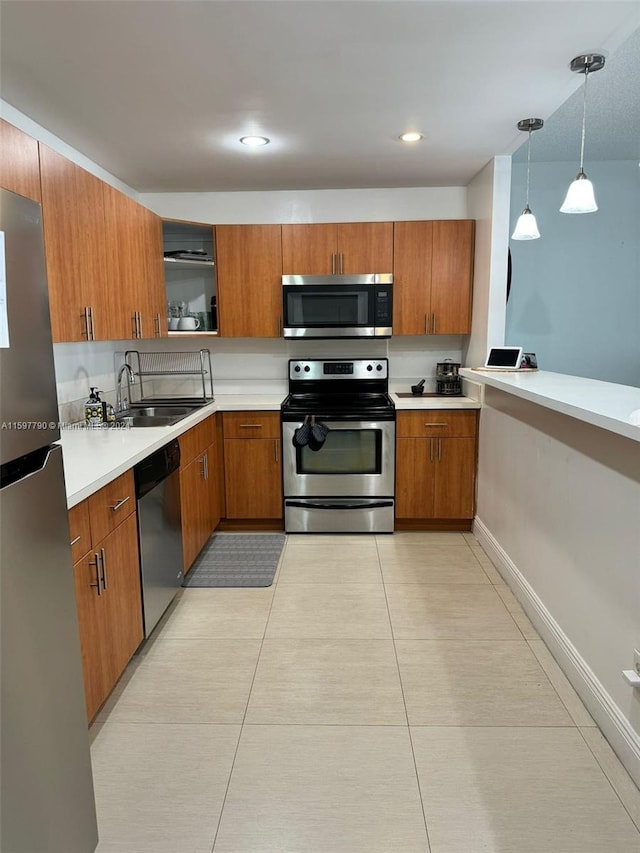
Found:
<box><xmin>134</xmin><ymin>439</ymin><xmax>183</xmax><ymax>638</ymax></box>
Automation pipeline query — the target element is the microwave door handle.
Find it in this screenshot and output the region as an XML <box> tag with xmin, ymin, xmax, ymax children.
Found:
<box><xmin>285</xmin><ymin>500</ymin><xmax>394</xmax><ymax>510</ymax></box>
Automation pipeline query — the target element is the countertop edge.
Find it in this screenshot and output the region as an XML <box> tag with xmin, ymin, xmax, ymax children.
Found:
<box><xmin>459</xmin><ymin>369</ymin><xmax>640</xmax><ymax>442</ymax></box>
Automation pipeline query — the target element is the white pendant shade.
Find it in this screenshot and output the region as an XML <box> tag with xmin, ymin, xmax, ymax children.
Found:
<box><xmin>511</xmin><ymin>209</ymin><xmax>541</xmax><ymax>240</ymax></box>
<box><xmin>560</xmin><ymin>174</ymin><xmax>598</xmax><ymax>213</ymax></box>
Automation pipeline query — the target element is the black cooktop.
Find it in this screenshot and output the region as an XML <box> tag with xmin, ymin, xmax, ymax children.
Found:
<box><xmin>281</xmin><ymin>391</ymin><xmax>395</xmax><ymax>421</ymax></box>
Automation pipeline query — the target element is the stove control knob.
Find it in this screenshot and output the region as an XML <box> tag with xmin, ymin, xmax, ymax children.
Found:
<box><xmin>304</xmin><ymin>365</ymin><xmax>311</xmax><ymax>372</ymax></box>
<box><xmin>367</xmin><ymin>364</ymin><xmax>373</xmax><ymax>371</ymax></box>
<box><xmin>376</xmin><ymin>363</ymin><xmax>383</xmax><ymax>372</ymax></box>
<box><xmin>294</xmin><ymin>364</ymin><xmax>301</xmax><ymax>373</ymax></box>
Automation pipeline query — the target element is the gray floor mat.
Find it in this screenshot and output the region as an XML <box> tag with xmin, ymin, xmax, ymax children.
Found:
<box><xmin>182</xmin><ymin>533</ymin><xmax>286</xmax><ymax>587</ymax></box>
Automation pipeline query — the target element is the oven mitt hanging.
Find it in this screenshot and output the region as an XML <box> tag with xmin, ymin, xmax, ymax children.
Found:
<box><xmin>292</xmin><ymin>415</ymin><xmax>311</xmax><ymax>448</ymax></box>
<box><xmin>308</xmin><ymin>416</ymin><xmax>330</xmax><ymax>451</ymax></box>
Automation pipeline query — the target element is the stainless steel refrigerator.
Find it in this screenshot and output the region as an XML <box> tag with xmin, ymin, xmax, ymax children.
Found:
<box><xmin>0</xmin><ymin>187</ymin><xmax>98</xmax><ymax>852</ymax></box>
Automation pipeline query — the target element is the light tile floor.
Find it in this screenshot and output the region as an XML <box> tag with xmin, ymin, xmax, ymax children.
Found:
<box><xmin>90</xmin><ymin>532</ymin><xmax>640</xmax><ymax>853</ymax></box>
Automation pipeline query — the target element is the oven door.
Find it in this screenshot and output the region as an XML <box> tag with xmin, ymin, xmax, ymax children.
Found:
<box><xmin>282</xmin><ymin>419</ymin><xmax>395</xmax><ymax>498</ymax></box>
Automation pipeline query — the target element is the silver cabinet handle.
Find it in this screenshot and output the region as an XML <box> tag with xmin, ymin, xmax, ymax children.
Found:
<box><xmin>240</xmin><ymin>424</ymin><xmax>262</xmax><ymax>429</ymax></box>
<box><xmin>423</xmin><ymin>423</ymin><xmax>448</xmax><ymax>428</ymax></box>
<box><xmin>82</xmin><ymin>307</ymin><xmax>90</xmax><ymax>339</ymax></box>
<box><xmin>89</xmin><ymin>307</ymin><xmax>95</xmax><ymax>340</ymax></box>
<box><xmin>429</xmin><ymin>437</ymin><xmax>434</xmax><ymax>463</ymax></box>
<box><xmin>154</xmin><ymin>313</ymin><xmax>161</xmax><ymax>337</ymax></box>
<box><xmin>99</xmin><ymin>547</ymin><xmax>108</xmax><ymax>590</ymax></box>
<box><xmin>432</xmin><ymin>313</ymin><xmax>437</xmax><ymax>334</ymax></box>
<box><xmin>131</xmin><ymin>313</ymin><xmax>137</xmax><ymax>338</ymax></box>
<box><xmin>70</xmin><ymin>535</ymin><xmax>81</xmax><ymax>547</ymax></box>
<box><xmin>200</xmin><ymin>453</ymin><xmax>208</xmax><ymax>480</ymax></box>
<box><xmin>438</xmin><ymin>438</ymin><xmax>442</xmax><ymax>462</ymax></box>
<box><xmin>109</xmin><ymin>495</ymin><xmax>130</xmax><ymax>512</ymax></box>
<box><xmin>274</xmin><ymin>439</ymin><xmax>279</xmax><ymax>463</ymax></box>
<box><xmin>89</xmin><ymin>553</ymin><xmax>102</xmax><ymax>596</ymax></box>
<box><xmin>424</xmin><ymin>313</ymin><xmax>428</xmax><ymax>335</ymax></box>
<box><xmin>340</xmin><ymin>253</ymin><xmax>344</xmax><ymax>274</ymax></box>
<box><xmin>138</xmin><ymin>312</ymin><xmax>143</xmax><ymax>338</ymax></box>
<box><xmin>331</xmin><ymin>253</ymin><xmax>337</xmax><ymax>274</ymax></box>
<box><xmin>205</xmin><ymin>453</ymin><xmax>209</xmax><ymax>480</ymax></box>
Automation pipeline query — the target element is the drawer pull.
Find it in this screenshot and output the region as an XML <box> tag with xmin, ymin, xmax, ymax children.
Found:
<box><xmin>70</xmin><ymin>535</ymin><xmax>81</xmax><ymax>547</ymax></box>
<box><xmin>109</xmin><ymin>495</ymin><xmax>130</xmax><ymax>512</ymax></box>
<box><xmin>100</xmin><ymin>547</ymin><xmax>108</xmax><ymax>590</ymax></box>
<box><xmin>423</xmin><ymin>423</ymin><xmax>448</xmax><ymax>428</ymax></box>
<box><xmin>239</xmin><ymin>424</ymin><xmax>262</xmax><ymax>429</ymax></box>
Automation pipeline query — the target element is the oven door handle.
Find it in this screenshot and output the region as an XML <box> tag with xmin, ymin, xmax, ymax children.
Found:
<box><xmin>285</xmin><ymin>500</ymin><xmax>394</xmax><ymax>510</ymax></box>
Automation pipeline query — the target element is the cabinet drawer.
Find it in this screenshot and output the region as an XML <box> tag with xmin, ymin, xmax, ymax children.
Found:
<box><xmin>397</xmin><ymin>410</ymin><xmax>477</xmax><ymax>438</ymax></box>
<box><xmin>223</xmin><ymin>411</ymin><xmax>280</xmax><ymax>439</ymax></box>
<box><xmin>179</xmin><ymin>416</ymin><xmax>216</xmax><ymax>467</ymax></box>
<box><xmin>68</xmin><ymin>500</ymin><xmax>92</xmax><ymax>562</ymax></box>
<box><xmin>87</xmin><ymin>469</ymin><xmax>135</xmax><ymax>544</ymax></box>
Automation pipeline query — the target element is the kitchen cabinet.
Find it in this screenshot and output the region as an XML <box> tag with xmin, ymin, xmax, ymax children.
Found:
<box><xmin>0</xmin><ymin>119</ymin><xmax>41</xmax><ymax>202</ymax></box>
<box><xmin>393</xmin><ymin>220</ymin><xmax>475</xmax><ymax>335</ymax></box>
<box><xmin>70</xmin><ymin>487</ymin><xmax>143</xmax><ymax>722</ymax></box>
<box><xmin>282</xmin><ymin>222</ymin><xmax>393</xmax><ymax>275</ymax></box>
<box><xmin>163</xmin><ymin>219</ymin><xmax>217</xmax><ymax>334</ymax></box>
<box><xmin>222</xmin><ymin>412</ymin><xmax>282</xmax><ymax>519</ymax></box>
<box><xmin>39</xmin><ymin>144</ymin><xmax>114</xmax><ymax>342</ymax></box>
<box><xmin>215</xmin><ymin>225</ymin><xmax>282</xmax><ymax>337</ymax></box>
<box><xmin>395</xmin><ymin>410</ymin><xmax>478</xmax><ymax>523</ymax></box>
<box><xmin>178</xmin><ymin>415</ymin><xmax>220</xmax><ymax>572</ymax></box>
<box><xmin>103</xmin><ymin>183</ymin><xmax>166</xmax><ymax>340</ymax></box>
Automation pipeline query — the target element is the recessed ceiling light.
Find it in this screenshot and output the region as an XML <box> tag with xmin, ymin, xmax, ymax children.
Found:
<box><xmin>399</xmin><ymin>132</ymin><xmax>424</xmax><ymax>143</ymax></box>
<box><xmin>239</xmin><ymin>135</ymin><xmax>270</xmax><ymax>147</ymax></box>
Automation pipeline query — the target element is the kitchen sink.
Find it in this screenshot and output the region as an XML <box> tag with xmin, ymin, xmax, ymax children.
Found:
<box><xmin>114</xmin><ymin>403</ymin><xmax>204</xmax><ymax>427</ymax></box>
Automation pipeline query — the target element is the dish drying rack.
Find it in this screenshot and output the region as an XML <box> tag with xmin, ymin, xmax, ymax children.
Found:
<box><xmin>125</xmin><ymin>350</ymin><xmax>214</xmax><ymax>403</ymax></box>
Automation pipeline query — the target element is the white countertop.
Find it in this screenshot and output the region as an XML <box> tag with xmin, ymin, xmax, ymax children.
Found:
<box><xmin>391</xmin><ymin>393</ymin><xmax>481</xmax><ymax>411</ymax></box>
<box><xmin>460</xmin><ymin>368</ymin><xmax>640</xmax><ymax>442</ymax></box>
<box><xmin>61</xmin><ymin>394</ymin><xmax>283</xmax><ymax>508</ymax></box>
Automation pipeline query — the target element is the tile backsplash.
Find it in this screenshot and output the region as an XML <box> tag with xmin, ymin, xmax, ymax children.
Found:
<box><xmin>53</xmin><ymin>335</ymin><xmax>465</xmax><ymax>420</ymax></box>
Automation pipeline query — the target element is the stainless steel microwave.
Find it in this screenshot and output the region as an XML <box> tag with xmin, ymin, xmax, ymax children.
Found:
<box><xmin>282</xmin><ymin>274</ymin><xmax>393</xmax><ymax>338</ymax></box>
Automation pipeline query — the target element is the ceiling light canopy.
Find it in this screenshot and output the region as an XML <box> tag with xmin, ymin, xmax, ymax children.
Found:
<box><xmin>239</xmin><ymin>135</ymin><xmax>270</xmax><ymax>147</ymax></box>
<box><xmin>399</xmin><ymin>132</ymin><xmax>423</xmax><ymax>143</ymax></box>
<box><xmin>512</xmin><ymin>118</ymin><xmax>543</xmax><ymax>241</ymax></box>
<box><xmin>560</xmin><ymin>53</ymin><xmax>605</xmax><ymax>214</ymax></box>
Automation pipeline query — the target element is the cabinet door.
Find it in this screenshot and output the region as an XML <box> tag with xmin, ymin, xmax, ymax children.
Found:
<box><xmin>141</xmin><ymin>207</ymin><xmax>167</xmax><ymax>338</ymax></box>
<box><xmin>337</xmin><ymin>222</ymin><xmax>393</xmax><ymax>274</ymax></box>
<box><xmin>433</xmin><ymin>437</ymin><xmax>476</xmax><ymax>519</ymax></box>
<box><xmin>216</xmin><ymin>225</ymin><xmax>283</xmax><ymax>337</ymax></box>
<box><xmin>282</xmin><ymin>223</ymin><xmax>337</xmax><ymax>275</ymax></box>
<box><xmin>0</xmin><ymin>119</ymin><xmax>41</xmax><ymax>201</ymax></box>
<box><xmin>69</xmin><ymin>500</ymin><xmax>92</xmax><ymax>564</ymax></box>
<box><xmin>392</xmin><ymin>221</ymin><xmax>433</xmax><ymax>336</ymax></box>
<box><xmin>100</xmin><ymin>513</ymin><xmax>144</xmax><ymax>691</ymax></box>
<box><xmin>430</xmin><ymin>220</ymin><xmax>475</xmax><ymax>335</ymax></box>
<box><xmin>73</xmin><ymin>549</ymin><xmax>110</xmax><ymax>721</ymax></box>
<box><xmin>39</xmin><ymin>145</ymin><xmax>112</xmax><ymax>342</ymax></box>
<box><xmin>395</xmin><ymin>438</ymin><xmax>435</xmax><ymax>519</ymax></box>
<box><xmin>224</xmin><ymin>438</ymin><xmax>282</xmax><ymax>519</ymax></box>
<box><xmin>180</xmin><ymin>453</ymin><xmax>210</xmax><ymax>572</ymax></box>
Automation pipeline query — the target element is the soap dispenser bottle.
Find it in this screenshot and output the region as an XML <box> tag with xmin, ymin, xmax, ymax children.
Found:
<box><xmin>84</xmin><ymin>387</ymin><xmax>104</xmax><ymax>427</ymax></box>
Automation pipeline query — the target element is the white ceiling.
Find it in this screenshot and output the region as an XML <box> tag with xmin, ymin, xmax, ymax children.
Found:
<box><xmin>1</xmin><ymin>1</ymin><xmax>639</xmax><ymax>192</ymax></box>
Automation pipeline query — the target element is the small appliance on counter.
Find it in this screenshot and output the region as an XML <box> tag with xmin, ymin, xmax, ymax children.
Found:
<box><xmin>435</xmin><ymin>360</ymin><xmax>462</xmax><ymax>395</ymax></box>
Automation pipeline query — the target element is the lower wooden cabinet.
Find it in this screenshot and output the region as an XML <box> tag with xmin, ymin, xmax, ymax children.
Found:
<box><xmin>395</xmin><ymin>410</ymin><xmax>478</xmax><ymax>522</ymax></box>
<box><xmin>222</xmin><ymin>412</ymin><xmax>282</xmax><ymax>520</ymax></box>
<box><xmin>71</xmin><ymin>512</ymin><xmax>143</xmax><ymax>721</ymax></box>
<box><xmin>178</xmin><ymin>416</ymin><xmax>221</xmax><ymax>572</ymax></box>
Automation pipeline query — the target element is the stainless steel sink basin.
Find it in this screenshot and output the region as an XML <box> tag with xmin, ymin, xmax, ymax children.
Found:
<box><xmin>114</xmin><ymin>404</ymin><xmax>203</xmax><ymax>427</ymax></box>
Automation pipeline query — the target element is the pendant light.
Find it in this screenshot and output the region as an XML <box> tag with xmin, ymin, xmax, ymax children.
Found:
<box><xmin>560</xmin><ymin>53</ymin><xmax>605</xmax><ymax>214</ymax></box>
<box><xmin>511</xmin><ymin>118</ymin><xmax>544</xmax><ymax>240</ymax></box>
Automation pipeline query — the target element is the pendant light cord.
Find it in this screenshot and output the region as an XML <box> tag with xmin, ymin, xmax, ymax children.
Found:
<box><xmin>525</xmin><ymin>129</ymin><xmax>532</xmax><ymax>207</ymax></box>
<box><xmin>579</xmin><ymin>67</ymin><xmax>589</xmax><ymax>174</ymax></box>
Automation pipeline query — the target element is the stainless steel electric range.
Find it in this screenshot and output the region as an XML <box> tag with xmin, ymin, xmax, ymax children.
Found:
<box><xmin>281</xmin><ymin>358</ymin><xmax>396</xmax><ymax>533</ymax></box>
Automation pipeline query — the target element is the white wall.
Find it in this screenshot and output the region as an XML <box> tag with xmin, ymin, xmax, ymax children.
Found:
<box><xmin>464</xmin><ymin>156</ymin><xmax>511</xmax><ymax>368</ymax></box>
<box><xmin>507</xmin><ymin>160</ymin><xmax>640</xmax><ymax>387</ymax></box>
<box><xmin>474</xmin><ymin>387</ymin><xmax>640</xmax><ymax>786</ymax></box>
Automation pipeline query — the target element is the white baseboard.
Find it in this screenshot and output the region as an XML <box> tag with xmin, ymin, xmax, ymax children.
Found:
<box><xmin>473</xmin><ymin>516</ymin><xmax>640</xmax><ymax>789</ymax></box>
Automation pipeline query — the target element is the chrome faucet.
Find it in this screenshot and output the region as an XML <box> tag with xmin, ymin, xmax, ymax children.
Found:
<box><xmin>116</xmin><ymin>363</ymin><xmax>135</xmax><ymax>413</ymax></box>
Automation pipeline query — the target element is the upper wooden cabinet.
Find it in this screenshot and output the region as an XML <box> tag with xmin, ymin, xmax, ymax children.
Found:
<box><xmin>0</xmin><ymin>119</ymin><xmax>41</xmax><ymax>202</ymax></box>
<box><xmin>393</xmin><ymin>220</ymin><xmax>475</xmax><ymax>335</ymax></box>
<box><xmin>39</xmin><ymin>144</ymin><xmax>114</xmax><ymax>342</ymax></box>
<box><xmin>103</xmin><ymin>184</ymin><xmax>166</xmax><ymax>340</ymax></box>
<box><xmin>215</xmin><ymin>225</ymin><xmax>283</xmax><ymax>337</ymax></box>
<box><xmin>282</xmin><ymin>222</ymin><xmax>393</xmax><ymax>275</ymax></box>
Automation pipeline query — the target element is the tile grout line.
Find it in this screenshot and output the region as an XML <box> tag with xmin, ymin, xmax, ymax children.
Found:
<box><xmin>208</xmin><ymin>533</ymin><xmax>288</xmax><ymax>853</ymax></box>
<box><xmin>376</xmin><ymin>534</ymin><xmax>434</xmax><ymax>853</ymax></box>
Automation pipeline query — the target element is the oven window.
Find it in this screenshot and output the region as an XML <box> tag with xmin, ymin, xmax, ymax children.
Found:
<box><xmin>286</xmin><ymin>290</ymin><xmax>369</xmax><ymax>326</ymax></box>
<box><xmin>297</xmin><ymin>429</ymin><xmax>381</xmax><ymax>474</ymax></box>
